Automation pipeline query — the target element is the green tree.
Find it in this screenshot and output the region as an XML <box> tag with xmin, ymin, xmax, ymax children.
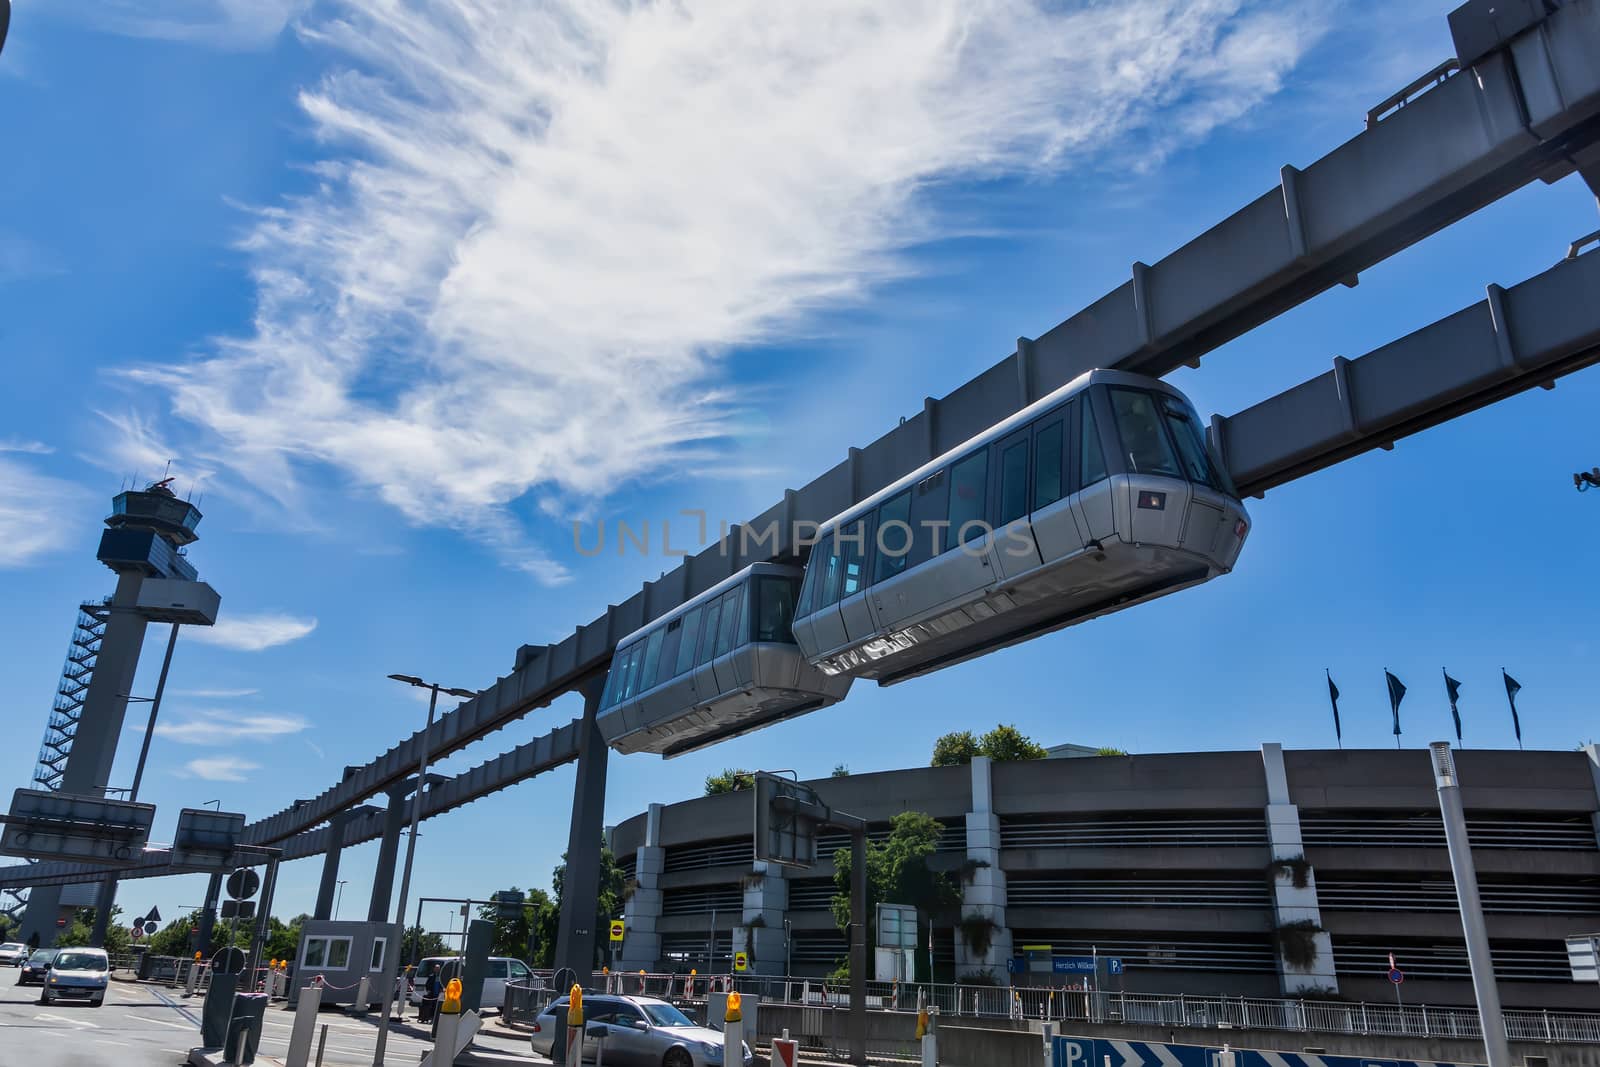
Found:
<box><xmin>400</xmin><ymin>924</ymin><xmax>453</xmax><ymax>965</ymax></box>
<box><xmin>930</xmin><ymin>731</ymin><xmax>982</xmax><ymax>767</ymax></box>
<box><xmin>1095</xmin><ymin>746</ymin><xmax>1128</xmax><ymax>756</ymax></box>
<box><xmin>546</xmin><ymin>839</ymin><xmax>628</xmax><ymax>969</ymax></box>
<box><xmin>57</xmin><ymin>906</ymin><xmax>132</xmax><ymax>956</ymax></box>
<box><xmin>979</xmin><ymin>724</ymin><xmax>1048</xmax><ymax>762</ymax></box>
<box><xmin>831</xmin><ymin>764</ymin><xmax>850</xmax><ymax>777</ymax></box>
<box><xmin>831</xmin><ymin>811</ymin><xmax>958</xmax><ymax>980</ymax></box>
<box><xmin>931</xmin><ymin>724</ymin><xmax>1048</xmax><ymax>766</ymax></box>
<box><xmin>476</xmin><ymin>887</ymin><xmax>554</xmax><ymax>962</ymax></box>
<box><xmin>704</xmin><ymin>769</ymin><xmax>756</xmax><ymax>795</ymax></box>
<box><xmin>147</xmin><ymin>909</ymin><xmax>204</xmax><ymax>957</ymax></box>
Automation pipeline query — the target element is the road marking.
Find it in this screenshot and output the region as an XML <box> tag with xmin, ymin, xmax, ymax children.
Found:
<box><xmin>128</xmin><ymin>1012</ymin><xmax>196</xmax><ymax>1030</ymax></box>
<box><xmin>36</xmin><ymin>1011</ymin><xmax>100</xmax><ymax>1028</ymax></box>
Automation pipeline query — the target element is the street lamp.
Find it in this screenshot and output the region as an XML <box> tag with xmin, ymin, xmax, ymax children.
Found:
<box><xmin>203</xmin><ymin>799</ymin><xmax>222</xmax><ymax>810</ymax></box>
<box><xmin>371</xmin><ymin>674</ymin><xmax>475</xmax><ymax>1067</ymax></box>
<box><xmin>334</xmin><ymin>880</ymin><xmax>348</xmax><ymax>921</ymax></box>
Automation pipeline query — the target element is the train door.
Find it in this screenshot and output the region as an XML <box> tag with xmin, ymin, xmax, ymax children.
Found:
<box><xmin>834</xmin><ymin>518</ymin><xmax>875</xmax><ymax>644</ymax></box>
<box><xmin>989</xmin><ymin>426</ymin><xmax>1041</xmax><ymax>580</ymax></box>
<box><xmin>710</xmin><ymin>584</ymin><xmax>750</xmax><ymax>693</ymax></box>
<box><xmin>1027</xmin><ymin>406</ymin><xmax>1083</xmax><ymax>563</ymax></box>
<box><xmin>807</xmin><ymin>539</ymin><xmax>850</xmax><ymax>656</ymax></box>
<box><xmin>1072</xmin><ymin>392</ymin><xmax>1117</xmax><ymax>545</ymax></box>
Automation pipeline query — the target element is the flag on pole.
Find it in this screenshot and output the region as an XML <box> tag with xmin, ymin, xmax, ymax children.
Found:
<box><xmin>1326</xmin><ymin>671</ymin><xmax>1342</xmax><ymax>748</ymax></box>
<box><xmin>1385</xmin><ymin>670</ymin><xmax>1407</xmax><ymax>746</ymax></box>
<box><xmin>1442</xmin><ymin>670</ymin><xmax>1463</xmax><ymax>745</ymax></box>
<box><xmin>1503</xmin><ymin>670</ymin><xmax>1523</xmax><ymax>749</ymax></box>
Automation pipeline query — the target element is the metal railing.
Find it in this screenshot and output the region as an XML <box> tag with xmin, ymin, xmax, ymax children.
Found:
<box><xmin>515</xmin><ymin>970</ymin><xmax>1600</xmax><ymax>1046</ymax></box>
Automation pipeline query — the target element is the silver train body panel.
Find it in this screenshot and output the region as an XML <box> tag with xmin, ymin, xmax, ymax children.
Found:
<box><xmin>597</xmin><ymin>563</ymin><xmax>852</xmax><ymax>757</ymax></box>
<box><xmin>793</xmin><ymin>369</ymin><xmax>1250</xmax><ymax>684</ymax></box>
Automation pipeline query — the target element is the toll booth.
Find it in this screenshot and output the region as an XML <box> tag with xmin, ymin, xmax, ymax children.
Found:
<box><xmin>286</xmin><ymin>920</ymin><xmax>399</xmax><ymax>1009</ymax></box>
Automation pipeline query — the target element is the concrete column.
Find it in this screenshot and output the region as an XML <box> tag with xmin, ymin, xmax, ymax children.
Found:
<box><xmin>619</xmin><ymin>803</ymin><xmax>665</xmax><ymax>972</ymax></box>
<box><xmin>315</xmin><ymin>809</ymin><xmax>353</xmax><ymax>920</ymax></box>
<box><xmin>956</xmin><ymin>756</ymin><xmax>1012</xmax><ymax>976</ymax></box>
<box><xmin>196</xmin><ymin>871</ymin><xmax>224</xmax><ymax>955</ymax></box>
<box><xmin>553</xmin><ymin>674</ymin><xmax>610</xmax><ymax>982</ymax></box>
<box><xmin>1585</xmin><ymin>745</ymin><xmax>1600</xmax><ymax>848</ymax></box>
<box><xmin>60</xmin><ymin>571</ymin><xmax>150</xmax><ymax>796</ymax></box>
<box><xmin>368</xmin><ymin>783</ymin><xmax>411</xmax><ymax>923</ymax></box>
<box><xmin>734</xmin><ymin>860</ymin><xmax>789</xmax><ymax>975</ymax></box>
<box><xmin>1261</xmin><ymin>743</ymin><xmax>1337</xmax><ymax>994</ymax></box>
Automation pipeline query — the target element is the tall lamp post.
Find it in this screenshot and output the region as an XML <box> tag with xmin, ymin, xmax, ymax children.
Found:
<box><xmin>371</xmin><ymin>674</ymin><xmax>475</xmax><ymax>1067</ymax></box>
<box><xmin>334</xmin><ymin>880</ymin><xmax>348</xmax><ymax>921</ymax></box>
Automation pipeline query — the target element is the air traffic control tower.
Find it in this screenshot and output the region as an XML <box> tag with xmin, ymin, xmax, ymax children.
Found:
<box><xmin>11</xmin><ymin>480</ymin><xmax>220</xmax><ymax>946</ymax></box>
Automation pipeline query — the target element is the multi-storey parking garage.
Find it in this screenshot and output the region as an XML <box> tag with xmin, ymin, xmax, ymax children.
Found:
<box><xmin>610</xmin><ymin>745</ymin><xmax>1600</xmax><ymax>1010</ymax></box>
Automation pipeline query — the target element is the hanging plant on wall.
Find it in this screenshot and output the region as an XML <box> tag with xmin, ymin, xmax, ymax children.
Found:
<box><xmin>958</xmin><ymin>913</ymin><xmax>999</xmax><ymax>957</ymax></box>
<box><xmin>739</xmin><ymin>869</ymin><xmax>765</xmax><ymax>890</ymax></box>
<box><xmin>1265</xmin><ymin>854</ymin><xmax>1312</xmax><ymax>890</ymax></box>
<box><xmin>960</xmin><ymin>858</ymin><xmax>991</xmax><ymax>886</ymax></box>
<box><xmin>622</xmin><ymin>877</ymin><xmax>640</xmax><ymax>902</ymax></box>
<box><xmin>1274</xmin><ymin>920</ymin><xmax>1324</xmax><ymax>969</ymax></box>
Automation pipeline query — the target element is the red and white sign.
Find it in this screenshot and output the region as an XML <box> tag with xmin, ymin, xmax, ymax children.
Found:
<box><xmin>771</xmin><ymin>1038</ymin><xmax>800</xmax><ymax>1067</ymax></box>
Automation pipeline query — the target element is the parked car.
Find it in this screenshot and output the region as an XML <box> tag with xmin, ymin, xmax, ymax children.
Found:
<box><xmin>18</xmin><ymin>947</ymin><xmax>59</xmax><ymax>985</ymax></box>
<box><xmin>406</xmin><ymin>956</ymin><xmax>538</xmax><ymax>1012</ymax></box>
<box><xmin>0</xmin><ymin>942</ymin><xmax>29</xmax><ymax>966</ymax></box>
<box><xmin>530</xmin><ymin>994</ymin><xmax>753</xmax><ymax>1067</ymax></box>
<box><xmin>40</xmin><ymin>947</ymin><xmax>109</xmax><ymax>1007</ymax></box>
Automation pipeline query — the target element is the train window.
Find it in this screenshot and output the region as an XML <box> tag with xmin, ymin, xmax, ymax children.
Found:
<box><xmin>697</xmin><ymin>598</ymin><xmax>724</xmax><ymax>666</ymax></box>
<box><xmin>839</xmin><ymin>522</ymin><xmax>866</xmax><ymax>597</ymax></box>
<box><xmin>1110</xmin><ymin>388</ymin><xmax>1180</xmax><ymax>477</ymax></box>
<box><xmin>874</xmin><ymin>491</ymin><xmax>912</xmax><ymax>582</ymax></box>
<box><xmin>673</xmin><ymin>607</ymin><xmax>703</xmax><ymax>676</ymax></box>
<box><xmin>946</xmin><ymin>451</ymin><xmax>988</xmax><ymax>549</ymax></box>
<box><xmin>639</xmin><ymin>628</ymin><xmax>665</xmax><ymax>692</ymax></box>
<box><xmin>1033</xmin><ymin>420</ymin><xmax>1063</xmax><ymax>510</ymax></box>
<box><xmin>621</xmin><ymin>642</ymin><xmax>645</xmax><ymax>702</ymax></box>
<box><xmin>658</xmin><ymin>619</ymin><xmax>683</xmax><ymax>678</ymax></box>
<box><xmin>1081</xmin><ymin>401</ymin><xmax>1108</xmax><ymax>487</ymax></box>
<box><xmin>795</xmin><ymin>556</ymin><xmax>818</xmax><ymax>619</ymax></box>
<box><xmin>817</xmin><ymin>548</ymin><xmax>843</xmax><ymax>609</ymax></box>
<box><xmin>999</xmin><ymin>440</ymin><xmax>1029</xmax><ymax>525</ymax></box>
<box><xmin>754</xmin><ymin>576</ymin><xmax>798</xmax><ymax>643</ymax></box>
<box><xmin>600</xmin><ymin>657</ymin><xmax>622</xmax><ymax>708</ymax></box>
<box><xmin>715</xmin><ymin>588</ymin><xmax>743</xmax><ymax>656</ymax></box>
<box><xmin>1159</xmin><ymin>394</ymin><xmax>1233</xmax><ymax>494</ymax></box>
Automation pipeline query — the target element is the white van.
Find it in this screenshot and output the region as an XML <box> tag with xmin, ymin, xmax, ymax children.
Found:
<box><xmin>407</xmin><ymin>956</ymin><xmax>539</xmax><ymax>1012</ymax></box>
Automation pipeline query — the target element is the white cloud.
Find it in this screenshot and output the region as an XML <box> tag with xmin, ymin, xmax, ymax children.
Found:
<box><xmin>60</xmin><ymin>0</ymin><xmax>306</xmax><ymax>49</ymax></box>
<box><xmin>170</xmin><ymin>687</ymin><xmax>261</xmax><ymax>699</ymax></box>
<box><xmin>0</xmin><ymin>439</ymin><xmax>54</xmax><ymax>455</ymax></box>
<box><xmin>187</xmin><ymin>612</ymin><xmax>318</xmax><ymax>651</ymax></box>
<box><xmin>182</xmin><ymin>755</ymin><xmax>261</xmax><ymax>781</ymax></box>
<box><xmin>155</xmin><ymin>712</ymin><xmax>309</xmax><ymax>744</ymax></box>
<box><xmin>0</xmin><ymin>457</ymin><xmax>95</xmax><ymax>568</ymax></box>
<box><xmin>134</xmin><ymin>0</ymin><xmax>1323</xmax><ymax>580</ymax></box>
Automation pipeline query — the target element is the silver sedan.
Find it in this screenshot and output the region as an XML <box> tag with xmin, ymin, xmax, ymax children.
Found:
<box><xmin>531</xmin><ymin>994</ymin><xmax>753</xmax><ymax>1067</ymax></box>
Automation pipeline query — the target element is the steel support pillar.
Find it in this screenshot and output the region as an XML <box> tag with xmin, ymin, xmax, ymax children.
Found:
<box><xmin>368</xmin><ymin>783</ymin><xmax>410</xmax><ymax>923</ymax></box>
<box><xmin>314</xmin><ymin>808</ymin><xmax>353</xmax><ymax>920</ymax></box>
<box><xmin>196</xmin><ymin>871</ymin><xmax>223</xmax><ymax>954</ymax></box>
<box><xmin>552</xmin><ymin>674</ymin><xmax>609</xmax><ymax>986</ymax></box>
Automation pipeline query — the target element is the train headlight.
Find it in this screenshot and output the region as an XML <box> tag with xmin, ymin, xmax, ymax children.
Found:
<box><xmin>1136</xmin><ymin>491</ymin><xmax>1166</xmax><ymax>510</ymax></box>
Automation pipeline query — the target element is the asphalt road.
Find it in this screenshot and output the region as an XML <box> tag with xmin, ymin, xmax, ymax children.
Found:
<box><xmin>0</xmin><ymin>971</ymin><xmax>546</xmax><ymax>1066</ymax></box>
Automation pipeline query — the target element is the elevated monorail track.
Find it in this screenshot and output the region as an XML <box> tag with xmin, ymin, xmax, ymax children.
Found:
<box><xmin>5</xmin><ymin>1</ymin><xmax>1597</xmax><ymax>889</ymax></box>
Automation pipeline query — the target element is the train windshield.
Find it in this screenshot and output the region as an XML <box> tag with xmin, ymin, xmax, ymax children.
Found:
<box><xmin>1110</xmin><ymin>388</ymin><xmax>1232</xmax><ymax>495</ymax></box>
<box><xmin>753</xmin><ymin>575</ymin><xmax>800</xmax><ymax>644</ymax></box>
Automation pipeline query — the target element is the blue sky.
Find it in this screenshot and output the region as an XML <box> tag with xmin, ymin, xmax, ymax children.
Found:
<box><xmin>2</xmin><ymin>0</ymin><xmax>1596</xmax><ymax>936</ymax></box>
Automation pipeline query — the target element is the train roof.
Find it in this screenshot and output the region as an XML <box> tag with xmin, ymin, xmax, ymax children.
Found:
<box><xmin>814</xmin><ymin>368</ymin><xmax>1188</xmax><ymax>534</ymax></box>
<box><xmin>612</xmin><ymin>561</ymin><xmax>800</xmax><ymax>651</ymax></box>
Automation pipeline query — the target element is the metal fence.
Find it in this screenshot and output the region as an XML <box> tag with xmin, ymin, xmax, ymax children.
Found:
<box><xmin>517</xmin><ymin>971</ymin><xmax>1600</xmax><ymax>1048</ymax></box>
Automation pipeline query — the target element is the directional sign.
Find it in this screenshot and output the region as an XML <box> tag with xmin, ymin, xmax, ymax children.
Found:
<box><xmin>1107</xmin><ymin>958</ymin><xmax>1124</xmax><ymax>975</ymax></box>
<box><xmin>734</xmin><ymin>951</ymin><xmax>749</xmax><ymax>972</ymax></box>
<box><xmin>609</xmin><ymin>919</ymin><xmax>625</xmax><ymax>943</ymax></box>
<box><xmin>1051</xmin><ymin>955</ymin><xmax>1123</xmax><ymax>975</ymax></box>
<box><xmin>1</xmin><ymin>789</ymin><xmax>156</xmax><ymax>866</ymax></box>
<box><xmin>1389</xmin><ymin>968</ymin><xmax>1405</xmax><ymax>984</ymax></box>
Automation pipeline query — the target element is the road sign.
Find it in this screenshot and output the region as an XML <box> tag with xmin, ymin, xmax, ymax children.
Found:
<box><xmin>1567</xmin><ymin>934</ymin><xmax>1600</xmax><ymax>983</ymax></box>
<box><xmin>1</xmin><ymin>788</ymin><xmax>156</xmax><ymax>866</ymax></box>
<box><xmin>212</xmin><ymin>946</ymin><xmax>246</xmax><ymax>975</ymax></box>
<box><xmin>220</xmin><ymin>899</ymin><xmax>256</xmax><ymax>920</ymax></box>
<box><xmin>609</xmin><ymin>919</ymin><xmax>625</xmax><ymax>943</ymax></box>
<box><xmin>734</xmin><ymin>951</ymin><xmax>749</xmax><ymax>972</ymax></box>
<box><xmin>225</xmin><ymin>867</ymin><xmax>260</xmax><ymax>900</ymax></box>
<box><xmin>55</xmin><ymin>917</ymin><xmax>66</xmax><ymax>928</ymax></box>
<box><xmin>1389</xmin><ymin>968</ymin><xmax>1405</xmax><ymax>984</ymax></box>
<box><xmin>1051</xmin><ymin>955</ymin><xmax>1123</xmax><ymax>975</ymax></box>
<box><xmin>171</xmin><ymin>808</ymin><xmax>244</xmax><ymax>872</ymax></box>
<box><xmin>143</xmin><ymin>920</ymin><xmax>159</xmax><ymax>935</ymax></box>
<box><xmin>145</xmin><ymin>906</ymin><xmax>162</xmax><ymax>924</ymax></box>
<box><xmin>1108</xmin><ymin>958</ymin><xmax>1124</xmax><ymax>976</ymax></box>
<box><xmin>753</xmin><ymin>772</ymin><xmax>824</xmax><ymax>870</ymax></box>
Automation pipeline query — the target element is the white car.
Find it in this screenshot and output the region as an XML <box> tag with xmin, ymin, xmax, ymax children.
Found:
<box><xmin>407</xmin><ymin>956</ymin><xmax>539</xmax><ymax>1012</ymax></box>
<box><xmin>0</xmin><ymin>942</ymin><xmax>29</xmax><ymax>966</ymax></box>
<box><xmin>40</xmin><ymin>947</ymin><xmax>109</xmax><ymax>1007</ymax></box>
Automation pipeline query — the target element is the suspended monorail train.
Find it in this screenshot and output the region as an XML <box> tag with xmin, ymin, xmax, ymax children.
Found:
<box><xmin>595</xmin><ymin>563</ymin><xmax>852</xmax><ymax>756</ymax></box>
<box><xmin>792</xmin><ymin>369</ymin><xmax>1249</xmax><ymax>684</ymax></box>
<box><xmin>597</xmin><ymin>368</ymin><xmax>1247</xmax><ymax>754</ymax></box>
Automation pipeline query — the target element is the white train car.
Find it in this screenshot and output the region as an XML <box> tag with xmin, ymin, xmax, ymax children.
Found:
<box><xmin>793</xmin><ymin>369</ymin><xmax>1249</xmax><ymax>684</ymax></box>
<box><xmin>597</xmin><ymin>564</ymin><xmax>852</xmax><ymax>756</ymax></box>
